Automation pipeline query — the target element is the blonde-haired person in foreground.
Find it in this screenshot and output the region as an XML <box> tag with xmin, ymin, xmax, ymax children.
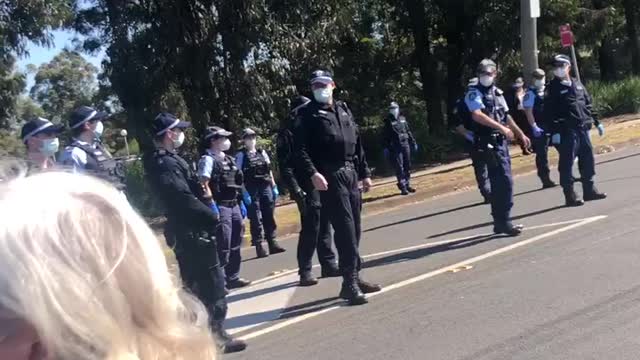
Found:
<box><xmin>0</xmin><ymin>171</ymin><xmax>218</xmax><ymax>360</ymax></box>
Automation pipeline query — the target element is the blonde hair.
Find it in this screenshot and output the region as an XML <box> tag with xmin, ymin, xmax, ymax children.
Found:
<box><xmin>0</xmin><ymin>170</ymin><xmax>217</xmax><ymax>360</ymax></box>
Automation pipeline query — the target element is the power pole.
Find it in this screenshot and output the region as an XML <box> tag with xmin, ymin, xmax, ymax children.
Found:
<box><xmin>521</xmin><ymin>0</ymin><xmax>540</xmax><ymax>83</ymax></box>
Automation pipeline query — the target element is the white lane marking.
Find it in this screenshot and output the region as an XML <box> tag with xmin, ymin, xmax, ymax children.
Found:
<box><xmin>242</xmin><ymin>217</ymin><xmax>591</xmax><ymax>288</ymax></box>
<box><xmin>237</xmin><ymin>215</ymin><xmax>607</xmax><ymax>341</ymax></box>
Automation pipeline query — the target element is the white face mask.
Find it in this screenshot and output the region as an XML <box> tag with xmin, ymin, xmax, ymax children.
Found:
<box><xmin>313</xmin><ymin>87</ymin><xmax>333</xmax><ymax>104</ymax></box>
<box><xmin>93</xmin><ymin>121</ymin><xmax>104</xmax><ymax>138</ymax></box>
<box><xmin>172</xmin><ymin>131</ymin><xmax>185</xmax><ymax>148</ymax></box>
<box><xmin>534</xmin><ymin>79</ymin><xmax>545</xmax><ymax>89</ymax></box>
<box><xmin>390</xmin><ymin>108</ymin><xmax>400</xmax><ymax>118</ymax></box>
<box><xmin>244</xmin><ymin>138</ymin><xmax>257</xmax><ymax>151</ymax></box>
<box><xmin>479</xmin><ymin>75</ymin><xmax>495</xmax><ymax>87</ymax></box>
<box><xmin>554</xmin><ymin>66</ymin><xmax>568</xmax><ymax>79</ymax></box>
<box><xmin>220</xmin><ymin>138</ymin><xmax>231</xmax><ymax>152</ymax></box>
<box><xmin>39</xmin><ymin>138</ymin><xmax>59</xmax><ymax>157</ymax></box>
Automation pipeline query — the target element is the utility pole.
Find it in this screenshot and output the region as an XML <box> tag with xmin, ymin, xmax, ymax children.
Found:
<box><xmin>521</xmin><ymin>0</ymin><xmax>540</xmax><ymax>83</ymax></box>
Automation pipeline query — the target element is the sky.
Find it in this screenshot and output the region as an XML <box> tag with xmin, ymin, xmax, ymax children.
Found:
<box><xmin>16</xmin><ymin>29</ymin><xmax>105</xmax><ymax>90</ymax></box>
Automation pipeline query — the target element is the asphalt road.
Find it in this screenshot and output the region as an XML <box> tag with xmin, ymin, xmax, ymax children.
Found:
<box><xmin>226</xmin><ymin>146</ymin><xmax>640</xmax><ymax>360</ymax></box>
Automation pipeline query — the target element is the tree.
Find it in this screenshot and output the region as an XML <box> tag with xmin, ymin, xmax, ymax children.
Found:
<box><xmin>622</xmin><ymin>0</ymin><xmax>640</xmax><ymax>75</ymax></box>
<box><xmin>0</xmin><ymin>58</ymin><xmax>25</xmax><ymax>129</ymax></box>
<box><xmin>30</xmin><ymin>49</ymin><xmax>98</xmax><ymax>123</ymax></box>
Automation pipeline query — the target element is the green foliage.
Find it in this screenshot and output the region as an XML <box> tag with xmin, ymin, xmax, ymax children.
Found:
<box><xmin>123</xmin><ymin>160</ymin><xmax>163</xmax><ymax>218</ymax></box>
<box><xmin>0</xmin><ymin>130</ymin><xmax>24</xmax><ymax>157</ymax></box>
<box><xmin>589</xmin><ymin>77</ymin><xmax>640</xmax><ymax>117</ymax></box>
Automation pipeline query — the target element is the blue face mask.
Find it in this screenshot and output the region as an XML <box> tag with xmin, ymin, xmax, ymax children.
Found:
<box><xmin>39</xmin><ymin>138</ymin><xmax>60</xmax><ymax>157</ymax></box>
<box><xmin>93</xmin><ymin>121</ymin><xmax>104</xmax><ymax>138</ymax></box>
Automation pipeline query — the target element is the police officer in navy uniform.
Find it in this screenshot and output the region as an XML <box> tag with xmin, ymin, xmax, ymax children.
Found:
<box><xmin>20</xmin><ymin>117</ymin><xmax>64</xmax><ymax>172</ymax></box>
<box><xmin>454</xmin><ymin>77</ymin><xmax>492</xmax><ymax>204</ymax></box>
<box><xmin>523</xmin><ymin>68</ymin><xmax>557</xmax><ymax>189</ymax></box>
<box><xmin>295</xmin><ymin>70</ymin><xmax>381</xmax><ymax>305</ymax></box>
<box><xmin>235</xmin><ymin>128</ymin><xmax>286</xmax><ymax>258</ymax></box>
<box><xmin>544</xmin><ymin>54</ymin><xmax>607</xmax><ymax>206</ymax></box>
<box><xmin>383</xmin><ymin>102</ymin><xmax>418</xmax><ymax>195</ymax></box>
<box><xmin>60</xmin><ymin>106</ymin><xmax>124</xmax><ymax>189</ymax></box>
<box><xmin>277</xmin><ymin>96</ymin><xmax>340</xmax><ymax>287</ymax></box>
<box><xmin>142</xmin><ymin>113</ymin><xmax>246</xmax><ymax>354</ymax></box>
<box><xmin>465</xmin><ymin>59</ymin><xmax>531</xmax><ymax>236</ymax></box>
<box><xmin>198</xmin><ymin>126</ymin><xmax>251</xmax><ymax>289</ymax></box>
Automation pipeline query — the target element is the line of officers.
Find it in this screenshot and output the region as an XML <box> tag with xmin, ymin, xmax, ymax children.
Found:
<box><xmin>16</xmin><ymin>54</ymin><xmax>608</xmax><ymax>353</ymax></box>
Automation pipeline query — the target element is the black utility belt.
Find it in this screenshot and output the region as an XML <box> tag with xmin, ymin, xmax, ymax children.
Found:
<box><xmin>475</xmin><ymin>133</ymin><xmax>506</xmax><ymax>144</ymax></box>
<box><xmin>217</xmin><ymin>199</ymin><xmax>238</xmax><ymax>207</ymax></box>
<box><xmin>322</xmin><ymin>161</ymin><xmax>355</xmax><ymax>173</ymax></box>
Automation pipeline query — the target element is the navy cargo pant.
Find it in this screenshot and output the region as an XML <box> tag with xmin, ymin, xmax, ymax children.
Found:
<box><xmin>480</xmin><ymin>136</ymin><xmax>514</xmax><ymax>227</ymax></box>
<box><xmin>532</xmin><ymin>133</ymin><xmax>552</xmax><ymax>182</ymax></box>
<box><xmin>558</xmin><ymin>128</ymin><xmax>595</xmax><ymax>190</ymax></box>
<box><xmin>217</xmin><ymin>203</ymin><xmax>244</xmax><ymax>283</ymax></box>
<box><xmin>246</xmin><ymin>180</ymin><xmax>277</xmax><ymax>245</ymax></box>
<box><xmin>466</xmin><ymin>141</ymin><xmax>491</xmax><ymax>199</ymax></box>
<box><xmin>296</xmin><ymin>184</ymin><xmax>338</xmax><ymax>276</ymax></box>
<box><xmin>320</xmin><ymin>165</ymin><xmax>362</xmax><ymax>275</ymax></box>
<box><xmin>392</xmin><ymin>143</ymin><xmax>412</xmax><ymax>190</ymax></box>
<box><xmin>165</xmin><ymin>224</ymin><xmax>227</xmax><ymax>329</ymax></box>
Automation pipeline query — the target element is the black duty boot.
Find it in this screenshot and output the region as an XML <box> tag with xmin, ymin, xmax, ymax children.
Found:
<box><xmin>255</xmin><ymin>243</ymin><xmax>268</xmax><ymax>258</ymax></box>
<box><xmin>216</xmin><ymin>328</ymin><xmax>247</xmax><ymax>354</ymax></box>
<box><xmin>493</xmin><ymin>223</ymin><xmax>524</xmax><ymax>237</ymax></box>
<box><xmin>541</xmin><ymin>178</ymin><xmax>557</xmax><ymax>189</ymax></box>
<box><xmin>339</xmin><ymin>273</ymin><xmax>367</xmax><ymax>305</ymax></box>
<box><xmin>227</xmin><ymin>278</ymin><xmax>252</xmax><ymax>289</ymax></box>
<box><xmin>407</xmin><ymin>185</ymin><xmax>417</xmax><ymax>193</ymax></box>
<box><xmin>267</xmin><ymin>239</ymin><xmax>286</xmax><ymax>255</ymax></box>
<box><xmin>583</xmin><ymin>183</ymin><xmax>607</xmax><ymax>202</ymax></box>
<box><xmin>321</xmin><ymin>264</ymin><xmax>341</xmax><ymax>278</ymax></box>
<box><xmin>357</xmin><ymin>274</ymin><xmax>382</xmax><ymax>294</ymax></box>
<box><xmin>482</xmin><ymin>193</ymin><xmax>492</xmax><ymax>204</ymax></box>
<box><xmin>400</xmin><ymin>188</ymin><xmax>409</xmax><ymax>196</ymax></box>
<box><xmin>564</xmin><ymin>187</ymin><xmax>585</xmax><ymax>207</ymax></box>
<box><xmin>299</xmin><ymin>272</ymin><xmax>319</xmax><ymax>287</ymax></box>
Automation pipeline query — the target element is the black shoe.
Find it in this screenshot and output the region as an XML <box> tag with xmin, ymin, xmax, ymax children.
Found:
<box><xmin>339</xmin><ymin>281</ymin><xmax>368</xmax><ymax>305</ymax></box>
<box><xmin>584</xmin><ymin>187</ymin><xmax>607</xmax><ymax>202</ymax></box>
<box><xmin>407</xmin><ymin>186</ymin><xmax>417</xmax><ymax>193</ymax></box>
<box><xmin>321</xmin><ymin>265</ymin><xmax>341</xmax><ymax>278</ymax></box>
<box><xmin>400</xmin><ymin>188</ymin><xmax>409</xmax><ymax>196</ymax></box>
<box><xmin>299</xmin><ymin>272</ymin><xmax>319</xmax><ymax>287</ymax></box>
<box><xmin>483</xmin><ymin>195</ymin><xmax>492</xmax><ymax>204</ymax></box>
<box><xmin>493</xmin><ymin>224</ymin><xmax>524</xmax><ymax>236</ymax></box>
<box><xmin>357</xmin><ymin>278</ymin><xmax>382</xmax><ymax>294</ymax></box>
<box><xmin>267</xmin><ymin>240</ymin><xmax>286</xmax><ymax>255</ymax></box>
<box><xmin>216</xmin><ymin>329</ymin><xmax>247</xmax><ymax>354</ymax></box>
<box><xmin>541</xmin><ymin>180</ymin><xmax>557</xmax><ymax>189</ymax></box>
<box><xmin>227</xmin><ymin>278</ymin><xmax>252</xmax><ymax>289</ymax></box>
<box><xmin>564</xmin><ymin>189</ymin><xmax>585</xmax><ymax>207</ymax></box>
<box><xmin>255</xmin><ymin>243</ymin><xmax>269</xmax><ymax>258</ymax></box>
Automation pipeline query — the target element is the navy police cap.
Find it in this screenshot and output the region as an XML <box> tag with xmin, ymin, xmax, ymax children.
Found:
<box><xmin>20</xmin><ymin>117</ymin><xmax>64</xmax><ymax>142</ymax></box>
<box><xmin>153</xmin><ymin>112</ymin><xmax>191</xmax><ymax>135</ymax></box>
<box><xmin>69</xmin><ymin>106</ymin><xmax>109</xmax><ymax>129</ymax></box>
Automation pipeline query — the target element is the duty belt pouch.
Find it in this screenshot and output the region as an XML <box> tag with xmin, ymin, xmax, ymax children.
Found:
<box><xmin>476</xmin><ymin>135</ymin><xmax>499</xmax><ymax>168</ymax></box>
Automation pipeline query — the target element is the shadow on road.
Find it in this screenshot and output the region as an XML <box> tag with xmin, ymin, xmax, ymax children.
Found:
<box><xmin>227</xmin><ymin>281</ymin><xmax>298</xmax><ymax>303</ymax></box>
<box><xmin>279</xmin><ymin>296</ymin><xmax>343</xmax><ymax>320</ymax></box>
<box><xmin>427</xmin><ymin>205</ymin><xmax>565</xmax><ymax>239</ymax></box>
<box><xmin>596</xmin><ymin>151</ymin><xmax>640</xmax><ymax>166</ymax></box>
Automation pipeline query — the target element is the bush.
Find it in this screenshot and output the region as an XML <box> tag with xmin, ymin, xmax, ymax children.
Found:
<box><xmin>124</xmin><ymin>160</ymin><xmax>163</xmax><ymax>219</ymax></box>
<box><xmin>589</xmin><ymin>77</ymin><xmax>640</xmax><ymax>118</ymax></box>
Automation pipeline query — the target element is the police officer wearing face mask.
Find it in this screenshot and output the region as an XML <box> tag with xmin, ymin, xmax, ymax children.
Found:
<box><xmin>295</xmin><ymin>70</ymin><xmax>381</xmax><ymax>305</ymax></box>
<box><xmin>454</xmin><ymin>78</ymin><xmax>492</xmax><ymax>204</ymax></box>
<box><xmin>20</xmin><ymin>117</ymin><xmax>64</xmax><ymax>172</ymax></box>
<box><xmin>277</xmin><ymin>96</ymin><xmax>340</xmax><ymax>287</ymax></box>
<box><xmin>383</xmin><ymin>102</ymin><xmax>418</xmax><ymax>195</ymax></box>
<box><xmin>142</xmin><ymin>113</ymin><xmax>247</xmax><ymax>354</ymax></box>
<box><xmin>506</xmin><ymin>77</ymin><xmax>533</xmax><ymax>156</ymax></box>
<box><xmin>523</xmin><ymin>68</ymin><xmax>557</xmax><ymax>189</ymax></box>
<box><xmin>545</xmin><ymin>54</ymin><xmax>607</xmax><ymax>207</ymax></box>
<box><xmin>60</xmin><ymin>106</ymin><xmax>124</xmax><ymax>189</ymax></box>
<box><xmin>235</xmin><ymin>128</ymin><xmax>286</xmax><ymax>258</ymax></box>
<box><xmin>465</xmin><ymin>59</ymin><xmax>531</xmax><ymax>236</ymax></box>
<box><xmin>198</xmin><ymin>126</ymin><xmax>251</xmax><ymax>290</ymax></box>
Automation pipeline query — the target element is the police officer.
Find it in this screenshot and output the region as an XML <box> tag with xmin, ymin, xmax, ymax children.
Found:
<box><xmin>523</xmin><ymin>68</ymin><xmax>557</xmax><ymax>189</ymax></box>
<box><xmin>20</xmin><ymin>117</ymin><xmax>64</xmax><ymax>171</ymax></box>
<box><xmin>506</xmin><ymin>77</ymin><xmax>533</xmax><ymax>156</ymax></box>
<box><xmin>544</xmin><ymin>54</ymin><xmax>607</xmax><ymax>206</ymax></box>
<box><xmin>465</xmin><ymin>59</ymin><xmax>531</xmax><ymax>236</ymax></box>
<box><xmin>142</xmin><ymin>113</ymin><xmax>246</xmax><ymax>353</ymax></box>
<box><xmin>235</xmin><ymin>128</ymin><xmax>286</xmax><ymax>258</ymax></box>
<box><xmin>295</xmin><ymin>70</ymin><xmax>381</xmax><ymax>305</ymax></box>
<box><xmin>383</xmin><ymin>102</ymin><xmax>418</xmax><ymax>195</ymax></box>
<box><xmin>60</xmin><ymin>106</ymin><xmax>123</xmax><ymax>189</ymax></box>
<box><xmin>277</xmin><ymin>96</ymin><xmax>340</xmax><ymax>286</ymax></box>
<box><xmin>454</xmin><ymin>78</ymin><xmax>492</xmax><ymax>204</ymax></box>
<box><xmin>198</xmin><ymin>126</ymin><xmax>251</xmax><ymax>289</ymax></box>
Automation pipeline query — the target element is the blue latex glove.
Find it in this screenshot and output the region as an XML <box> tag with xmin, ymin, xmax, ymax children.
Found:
<box><xmin>597</xmin><ymin>124</ymin><xmax>605</xmax><ymax>137</ymax></box>
<box><xmin>383</xmin><ymin>148</ymin><xmax>390</xmax><ymax>159</ymax></box>
<box><xmin>464</xmin><ymin>132</ymin><xmax>474</xmax><ymax>143</ymax></box>
<box><xmin>532</xmin><ymin>124</ymin><xmax>544</xmax><ymax>138</ymax></box>
<box><xmin>551</xmin><ymin>133</ymin><xmax>561</xmax><ymax>145</ymax></box>
<box><xmin>240</xmin><ymin>202</ymin><xmax>247</xmax><ymax>219</ymax></box>
<box><xmin>272</xmin><ymin>185</ymin><xmax>280</xmax><ymax>199</ymax></box>
<box><xmin>413</xmin><ymin>143</ymin><xmax>419</xmax><ymax>152</ymax></box>
<box><xmin>242</xmin><ymin>189</ymin><xmax>252</xmax><ymax>206</ymax></box>
<box><xmin>208</xmin><ymin>202</ymin><xmax>219</xmax><ymax>217</ymax></box>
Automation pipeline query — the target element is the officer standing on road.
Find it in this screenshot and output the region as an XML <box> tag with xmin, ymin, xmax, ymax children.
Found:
<box><xmin>454</xmin><ymin>78</ymin><xmax>492</xmax><ymax>204</ymax></box>
<box><xmin>198</xmin><ymin>126</ymin><xmax>252</xmax><ymax>289</ymax></box>
<box><xmin>235</xmin><ymin>128</ymin><xmax>286</xmax><ymax>258</ymax></box>
<box><xmin>465</xmin><ymin>59</ymin><xmax>531</xmax><ymax>236</ymax></box>
<box><xmin>277</xmin><ymin>96</ymin><xmax>340</xmax><ymax>287</ymax></box>
<box><xmin>20</xmin><ymin>117</ymin><xmax>64</xmax><ymax>171</ymax></box>
<box><xmin>523</xmin><ymin>68</ymin><xmax>557</xmax><ymax>189</ymax></box>
<box><xmin>506</xmin><ymin>77</ymin><xmax>533</xmax><ymax>156</ymax></box>
<box><xmin>544</xmin><ymin>54</ymin><xmax>607</xmax><ymax>206</ymax></box>
<box><xmin>295</xmin><ymin>70</ymin><xmax>381</xmax><ymax>305</ymax></box>
<box><xmin>142</xmin><ymin>113</ymin><xmax>246</xmax><ymax>354</ymax></box>
<box><xmin>383</xmin><ymin>102</ymin><xmax>418</xmax><ymax>195</ymax></box>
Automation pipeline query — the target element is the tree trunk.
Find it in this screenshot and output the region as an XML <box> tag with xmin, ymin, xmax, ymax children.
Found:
<box><xmin>598</xmin><ymin>36</ymin><xmax>617</xmax><ymax>81</ymax></box>
<box><xmin>623</xmin><ymin>0</ymin><xmax>640</xmax><ymax>75</ymax></box>
<box><xmin>403</xmin><ymin>0</ymin><xmax>445</xmax><ymax>134</ymax></box>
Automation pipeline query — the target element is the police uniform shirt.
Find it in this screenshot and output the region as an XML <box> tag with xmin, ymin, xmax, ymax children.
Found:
<box><xmin>59</xmin><ymin>138</ymin><xmax>93</xmax><ymax>170</ymax></box>
<box><xmin>522</xmin><ymin>87</ymin><xmax>545</xmax><ymax>122</ymax></box>
<box><xmin>545</xmin><ymin>78</ymin><xmax>598</xmax><ymax>129</ymax></box>
<box><xmin>197</xmin><ymin>149</ymin><xmax>225</xmax><ymax>181</ymax></box>
<box><xmin>235</xmin><ymin>149</ymin><xmax>271</xmax><ymax>171</ymax></box>
<box><xmin>465</xmin><ymin>86</ymin><xmax>510</xmax><ymax>130</ymax></box>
